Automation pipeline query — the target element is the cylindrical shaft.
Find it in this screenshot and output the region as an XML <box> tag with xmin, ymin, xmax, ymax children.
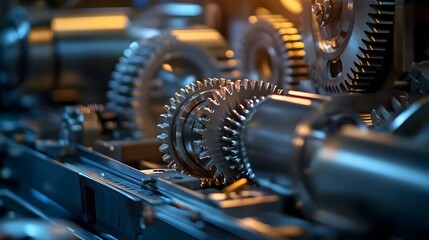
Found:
<box><xmin>303</xmin><ymin>126</ymin><xmax>429</xmax><ymax>236</ymax></box>
<box><xmin>242</xmin><ymin>95</ymin><xmax>319</xmax><ymax>175</ymax></box>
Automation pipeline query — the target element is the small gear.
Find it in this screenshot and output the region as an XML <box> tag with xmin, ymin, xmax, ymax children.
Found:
<box><xmin>219</xmin><ymin>97</ymin><xmax>265</xmax><ymax>181</ymax></box>
<box><xmin>239</xmin><ymin>14</ymin><xmax>308</xmax><ymax>89</ymax></box>
<box><xmin>195</xmin><ymin>80</ymin><xmax>283</xmax><ymax>185</ymax></box>
<box><xmin>157</xmin><ymin>78</ymin><xmax>231</xmax><ymax>179</ymax></box>
<box><xmin>301</xmin><ymin>0</ymin><xmax>395</xmax><ymax>93</ymax></box>
<box><xmin>107</xmin><ymin>29</ymin><xmax>238</xmax><ymax>139</ymax></box>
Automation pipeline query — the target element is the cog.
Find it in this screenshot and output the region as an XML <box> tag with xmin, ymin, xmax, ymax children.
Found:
<box><xmin>239</xmin><ymin>14</ymin><xmax>308</xmax><ymax>89</ymax></box>
<box><xmin>301</xmin><ymin>0</ymin><xmax>395</xmax><ymax>93</ymax></box>
<box><xmin>157</xmin><ymin>78</ymin><xmax>231</xmax><ymax>180</ymax></box>
<box><xmin>195</xmin><ymin>80</ymin><xmax>283</xmax><ymax>185</ymax></box>
<box><xmin>107</xmin><ymin>29</ymin><xmax>238</xmax><ymax>139</ymax></box>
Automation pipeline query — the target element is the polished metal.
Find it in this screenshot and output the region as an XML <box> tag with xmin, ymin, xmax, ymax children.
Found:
<box><xmin>107</xmin><ymin>29</ymin><xmax>238</xmax><ymax>139</ymax></box>
<box><xmin>239</xmin><ymin>14</ymin><xmax>308</xmax><ymax>89</ymax></box>
<box><xmin>295</xmin><ymin>126</ymin><xmax>429</xmax><ymax>236</ymax></box>
<box><xmin>302</xmin><ymin>0</ymin><xmax>395</xmax><ymax>92</ymax></box>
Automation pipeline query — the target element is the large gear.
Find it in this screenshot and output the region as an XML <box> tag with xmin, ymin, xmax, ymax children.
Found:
<box><xmin>107</xmin><ymin>29</ymin><xmax>238</xmax><ymax>139</ymax></box>
<box><xmin>239</xmin><ymin>14</ymin><xmax>308</xmax><ymax>89</ymax></box>
<box><xmin>157</xmin><ymin>78</ymin><xmax>231</xmax><ymax>180</ymax></box>
<box><xmin>301</xmin><ymin>0</ymin><xmax>395</xmax><ymax>93</ymax></box>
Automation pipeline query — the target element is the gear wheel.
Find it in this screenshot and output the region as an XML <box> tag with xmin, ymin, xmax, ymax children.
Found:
<box><xmin>239</xmin><ymin>14</ymin><xmax>308</xmax><ymax>89</ymax></box>
<box><xmin>157</xmin><ymin>78</ymin><xmax>231</xmax><ymax>180</ymax></box>
<box><xmin>157</xmin><ymin>79</ymin><xmax>282</xmax><ymax>186</ymax></box>
<box><xmin>195</xmin><ymin>80</ymin><xmax>283</xmax><ymax>185</ymax></box>
<box><xmin>107</xmin><ymin>29</ymin><xmax>238</xmax><ymax>139</ymax></box>
<box><xmin>301</xmin><ymin>0</ymin><xmax>395</xmax><ymax>93</ymax></box>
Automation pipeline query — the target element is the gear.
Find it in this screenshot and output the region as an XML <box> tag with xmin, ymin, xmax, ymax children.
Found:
<box><xmin>301</xmin><ymin>0</ymin><xmax>395</xmax><ymax>93</ymax></box>
<box><xmin>157</xmin><ymin>78</ymin><xmax>282</xmax><ymax>186</ymax></box>
<box><xmin>195</xmin><ymin>80</ymin><xmax>283</xmax><ymax>185</ymax></box>
<box><xmin>107</xmin><ymin>29</ymin><xmax>238</xmax><ymax>139</ymax></box>
<box><xmin>239</xmin><ymin>14</ymin><xmax>308</xmax><ymax>89</ymax></box>
<box><xmin>157</xmin><ymin>78</ymin><xmax>231</xmax><ymax>180</ymax></box>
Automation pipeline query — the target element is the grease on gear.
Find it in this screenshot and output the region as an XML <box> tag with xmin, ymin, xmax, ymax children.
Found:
<box><xmin>107</xmin><ymin>29</ymin><xmax>238</xmax><ymax>139</ymax></box>
<box><xmin>302</xmin><ymin>0</ymin><xmax>395</xmax><ymax>93</ymax></box>
<box><xmin>239</xmin><ymin>14</ymin><xmax>308</xmax><ymax>89</ymax></box>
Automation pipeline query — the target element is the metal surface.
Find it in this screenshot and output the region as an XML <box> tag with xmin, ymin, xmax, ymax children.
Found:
<box><xmin>301</xmin><ymin>0</ymin><xmax>395</xmax><ymax>93</ymax></box>
<box><xmin>294</xmin><ymin>126</ymin><xmax>429</xmax><ymax>237</ymax></box>
<box><xmin>239</xmin><ymin>14</ymin><xmax>308</xmax><ymax>89</ymax></box>
<box><xmin>157</xmin><ymin>78</ymin><xmax>231</xmax><ymax>181</ymax></box>
<box><xmin>2</xmin><ymin>1</ymin><xmax>429</xmax><ymax>239</ymax></box>
<box><xmin>195</xmin><ymin>80</ymin><xmax>283</xmax><ymax>185</ymax></box>
<box><xmin>107</xmin><ymin>29</ymin><xmax>238</xmax><ymax>139</ymax></box>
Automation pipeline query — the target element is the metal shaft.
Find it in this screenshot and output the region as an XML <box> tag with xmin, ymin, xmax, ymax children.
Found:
<box><xmin>302</xmin><ymin>126</ymin><xmax>429</xmax><ymax>236</ymax></box>
<box><xmin>241</xmin><ymin>95</ymin><xmax>320</xmax><ymax>176</ymax></box>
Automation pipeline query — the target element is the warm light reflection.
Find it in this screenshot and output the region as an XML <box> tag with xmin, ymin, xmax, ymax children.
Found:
<box><xmin>52</xmin><ymin>14</ymin><xmax>129</xmax><ymax>33</ymax></box>
<box><xmin>271</xmin><ymin>95</ymin><xmax>312</xmax><ymax>106</ymax></box>
<box><xmin>280</xmin><ymin>0</ymin><xmax>303</xmax><ymax>15</ymax></box>
<box><xmin>225</xmin><ymin>50</ymin><xmax>235</xmax><ymax>58</ymax></box>
<box><xmin>29</xmin><ymin>27</ymin><xmax>53</xmax><ymax>43</ymax></box>
<box><xmin>240</xmin><ymin>218</ymin><xmax>303</xmax><ymax>238</ymax></box>
<box><xmin>162</xmin><ymin>63</ymin><xmax>173</xmax><ymax>72</ymax></box>
<box><xmin>171</xmin><ymin>29</ymin><xmax>223</xmax><ymax>42</ymax></box>
<box><xmin>287</xmin><ymin>90</ymin><xmax>331</xmax><ymax>101</ymax></box>
<box><xmin>248</xmin><ymin>15</ymin><xmax>258</xmax><ymax>24</ymax></box>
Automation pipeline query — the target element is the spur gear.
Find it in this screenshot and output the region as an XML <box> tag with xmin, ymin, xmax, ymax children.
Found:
<box><xmin>302</xmin><ymin>0</ymin><xmax>395</xmax><ymax>93</ymax></box>
<box><xmin>195</xmin><ymin>80</ymin><xmax>283</xmax><ymax>185</ymax></box>
<box><xmin>157</xmin><ymin>79</ymin><xmax>282</xmax><ymax>186</ymax></box>
<box><xmin>107</xmin><ymin>29</ymin><xmax>238</xmax><ymax>139</ymax></box>
<box><xmin>239</xmin><ymin>14</ymin><xmax>308</xmax><ymax>89</ymax></box>
<box><xmin>157</xmin><ymin>78</ymin><xmax>231</xmax><ymax>180</ymax></box>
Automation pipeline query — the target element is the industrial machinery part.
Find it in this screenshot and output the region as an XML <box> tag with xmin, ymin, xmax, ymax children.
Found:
<box><xmin>301</xmin><ymin>0</ymin><xmax>395</xmax><ymax>93</ymax></box>
<box><xmin>239</xmin><ymin>14</ymin><xmax>308</xmax><ymax>89</ymax></box>
<box><xmin>107</xmin><ymin>29</ymin><xmax>238</xmax><ymax>139</ymax></box>
<box><xmin>157</xmin><ymin>78</ymin><xmax>282</xmax><ymax>186</ymax></box>
<box><xmin>372</xmin><ymin>61</ymin><xmax>429</xmax><ymax>129</ymax></box>
<box><xmin>35</xmin><ymin>104</ymin><xmax>115</xmax><ymax>157</ymax></box>
<box><xmin>0</xmin><ymin>4</ymin><xmax>29</xmax><ymax>106</ymax></box>
<box><xmin>292</xmin><ymin>121</ymin><xmax>429</xmax><ymax>238</ymax></box>
<box><xmin>0</xmin><ymin>7</ymin><xmax>136</xmax><ymax>107</ymax></box>
<box><xmin>203</xmin><ymin>91</ymin><xmax>364</xmax><ymax>183</ymax></box>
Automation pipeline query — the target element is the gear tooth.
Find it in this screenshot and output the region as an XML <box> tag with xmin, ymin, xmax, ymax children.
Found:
<box><xmin>241</xmin><ymin>79</ymin><xmax>248</xmax><ymax>90</ymax></box>
<box><xmin>225</xmin><ymin>81</ymin><xmax>236</xmax><ymax>95</ymax></box>
<box><xmin>175</xmin><ymin>92</ymin><xmax>185</xmax><ymax>103</ymax></box>
<box><xmin>157</xmin><ymin>123</ymin><xmax>169</xmax><ymax>130</ymax></box>
<box><xmin>157</xmin><ymin>133</ymin><xmax>168</xmax><ymax>141</ymax></box>
<box><xmin>162</xmin><ymin>153</ymin><xmax>172</xmax><ymax>163</ymax></box>
<box><xmin>159</xmin><ymin>143</ymin><xmax>169</xmax><ymax>153</ymax></box>
<box><xmin>208</xmin><ymin>97</ymin><xmax>220</xmax><ymax>106</ymax></box>
<box><xmin>203</xmin><ymin>106</ymin><xmax>215</xmax><ymax>114</ymax></box>
<box><xmin>205</xmin><ymin>79</ymin><xmax>214</xmax><ymax>87</ymax></box>
<box><xmin>167</xmin><ymin>161</ymin><xmax>176</xmax><ymax>169</ymax></box>
<box><xmin>195</xmin><ymin>81</ymin><xmax>203</xmax><ymax>89</ymax></box>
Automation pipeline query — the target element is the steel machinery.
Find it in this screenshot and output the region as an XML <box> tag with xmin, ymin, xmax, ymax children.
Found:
<box><xmin>1</xmin><ymin>0</ymin><xmax>429</xmax><ymax>239</ymax></box>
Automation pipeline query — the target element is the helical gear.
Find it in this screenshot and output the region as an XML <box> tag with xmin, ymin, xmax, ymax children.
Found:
<box><xmin>301</xmin><ymin>0</ymin><xmax>395</xmax><ymax>93</ymax></box>
<box><xmin>107</xmin><ymin>29</ymin><xmax>238</xmax><ymax>139</ymax></box>
<box><xmin>157</xmin><ymin>78</ymin><xmax>231</xmax><ymax>181</ymax></box>
<box><xmin>239</xmin><ymin>14</ymin><xmax>308</xmax><ymax>89</ymax></box>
